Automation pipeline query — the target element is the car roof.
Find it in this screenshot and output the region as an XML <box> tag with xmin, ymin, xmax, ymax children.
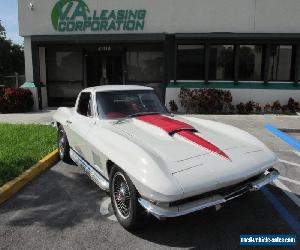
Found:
<box><xmin>82</xmin><ymin>85</ymin><xmax>153</xmax><ymax>93</ymax></box>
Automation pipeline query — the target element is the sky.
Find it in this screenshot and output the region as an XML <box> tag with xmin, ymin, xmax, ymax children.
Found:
<box><xmin>0</xmin><ymin>0</ymin><xmax>23</xmax><ymax>45</ymax></box>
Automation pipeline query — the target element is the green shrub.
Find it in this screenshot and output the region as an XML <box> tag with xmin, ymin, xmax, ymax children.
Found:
<box><xmin>271</xmin><ymin>100</ymin><xmax>281</xmax><ymax>113</ymax></box>
<box><xmin>179</xmin><ymin>88</ymin><xmax>233</xmax><ymax>114</ymax></box>
<box><xmin>236</xmin><ymin>102</ymin><xmax>246</xmax><ymax>114</ymax></box>
<box><xmin>0</xmin><ymin>87</ymin><xmax>33</xmax><ymax>113</ymax></box>
<box><xmin>169</xmin><ymin>100</ymin><xmax>178</xmax><ymax>112</ymax></box>
<box><xmin>287</xmin><ymin>98</ymin><xmax>300</xmax><ymax>113</ymax></box>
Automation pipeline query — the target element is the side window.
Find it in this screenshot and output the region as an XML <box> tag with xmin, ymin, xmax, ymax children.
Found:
<box><xmin>77</xmin><ymin>92</ymin><xmax>93</xmax><ymax>117</ymax></box>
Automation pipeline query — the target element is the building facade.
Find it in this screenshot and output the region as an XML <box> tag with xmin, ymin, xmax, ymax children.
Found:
<box><xmin>19</xmin><ymin>0</ymin><xmax>300</xmax><ymax>110</ymax></box>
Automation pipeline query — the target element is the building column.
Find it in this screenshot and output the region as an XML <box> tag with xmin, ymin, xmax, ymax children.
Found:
<box><xmin>23</xmin><ymin>36</ymin><xmax>39</xmax><ymax>111</ymax></box>
<box><xmin>24</xmin><ymin>36</ymin><xmax>34</xmax><ymax>82</ymax></box>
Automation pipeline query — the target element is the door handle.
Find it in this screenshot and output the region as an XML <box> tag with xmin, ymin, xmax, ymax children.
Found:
<box><xmin>66</xmin><ymin>120</ymin><xmax>72</xmax><ymax>124</ymax></box>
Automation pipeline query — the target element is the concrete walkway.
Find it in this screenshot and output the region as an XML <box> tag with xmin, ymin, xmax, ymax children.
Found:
<box><xmin>0</xmin><ymin>111</ymin><xmax>299</xmax><ymax>151</ymax></box>
<box><xmin>0</xmin><ymin>111</ymin><xmax>299</xmax><ymax>128</ymax></box>
<box><xmin>0</xmin><ymin>110</ymin><xmax>56</xmax><ymax>124</ymax></box>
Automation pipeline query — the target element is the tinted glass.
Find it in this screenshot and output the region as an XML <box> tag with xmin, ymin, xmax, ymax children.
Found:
<box><xmin>239</xmin><ymin>45</ymin><xmax>263</xmax><ymax>81</ymax></box>
<box><xmin>177</xmin><ymin>45</ymin><xmax>205</xmax><ymax>80</ymax></box>
<box><xmin>77</xmin><ymin>92</ymin><xmax>91</xmax><ymax>117</ymax></box>
<box><xmin>269</xmin><ymin>45</ymin><xmax>292</xmax><ymax>81</ymax></box>
<box><xmin>47</xmin><ymin>48</ymin><xmax>83</xmax><ymax>103</ymax></box>
<box><xmin>209</xmin><ymin>45</ymin><xmax>234</xmax><ymax>80</ymax></box>
<box><xmin>96</xmin><ymin>90</ymin><xmax>168</xmax><ymax>119</ymax></box>
<box><xmin>126</xmin><ymin>47</ymin><xmax>163</xmax><ymax>83</ymax></box>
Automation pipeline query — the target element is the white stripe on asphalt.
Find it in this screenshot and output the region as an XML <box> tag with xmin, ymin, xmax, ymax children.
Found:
<box><xmin>99</xmin><ymin>197</ymin><xmax>117</xmax><ymax>221</ymax></box>
<box><xmin>293</xmin><ymin>150</ymin><xmax>300</xmax><ymax>157</ymax></box>
<box><xmin>279</xmin><ymin>159</ymin><xmax>300</xmax><ymax>168</ymax></box>
<box><xmin>279</xmin><ymin>176</ymin><xmax>300</xmax><ymax>186</ymax></box>
<box><xmin>99</xmin><ymin>197</ymin><xmax>110</xmax><ymax>215</ymax></box>
<box><xmin>273</xmin><ymin>179</ymin><xmax>300</xmax><ymax>208</ymax></box>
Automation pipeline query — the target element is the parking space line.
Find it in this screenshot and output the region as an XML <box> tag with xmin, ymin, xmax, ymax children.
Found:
<box><xmin>273</xmin><ymin>179</ymin><xmax>300</xmax><ymax>208</ymax></box>
<box><xmin>261</xmin><ymin>187</ymin><xmax>300</xmax><ymax>237</ymax></box>
<box><xmin>279</xmin><ymin>159</ymin><xmax>300</xmax><ymax>168</ymax></box>
<box><xmin>264</xmin><ymin>124</ymin><xmax>300</xmax><ymax>151</ymax></box>
<box><xmin>293</xmin><ymin>151</ymin><xmax>300</xmax><ymax>157</ymax></box>
<box><xmin>278</xmin><ymin>176</ymin><xmax>300</xmax><ymax>187</ymax></box>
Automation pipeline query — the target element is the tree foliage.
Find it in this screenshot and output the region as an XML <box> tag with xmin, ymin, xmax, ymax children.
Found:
<box><xmin>0</xmin><ymin>19</ymin><xmax>6</xmax><ymax>38</ymax></box>
<box><xmin>0</xmin><ymin>20</ymin><xmax>24</xmax><ymax>75</ymax></box>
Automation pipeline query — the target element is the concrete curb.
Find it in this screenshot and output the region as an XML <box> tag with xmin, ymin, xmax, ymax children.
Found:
<box><xmin>0</xmin><ymin>149</ymin><xmax>59</xmax><ymax>205</ymax></box>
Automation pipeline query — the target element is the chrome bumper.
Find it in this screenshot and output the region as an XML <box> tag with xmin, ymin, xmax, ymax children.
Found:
<box><xmin>138</xmin><ymin>169</ymin><xmax>279</xmax><ymax>219</ymax></box>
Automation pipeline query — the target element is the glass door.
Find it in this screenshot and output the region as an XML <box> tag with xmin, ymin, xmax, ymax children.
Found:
<box><xmin>85</xmin><ymin>48</ymin><xmax>125</xmax><ymax>87</ymax></box>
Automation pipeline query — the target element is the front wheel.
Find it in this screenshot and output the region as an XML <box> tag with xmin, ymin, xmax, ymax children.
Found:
<box><xmin>109</xmin><ymin>166</ymin><xmax>145</xmax><ymax>230</ymax></box>
<box><xmin>58</xmin><ymin>125</ymin><xmax>71</xmax><ymax>162</ymax></box>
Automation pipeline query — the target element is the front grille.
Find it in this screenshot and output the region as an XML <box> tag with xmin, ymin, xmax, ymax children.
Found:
<box><xmin>170</xmin><ymin>172</ymin><xmax>265</xmax><ymax>207</ymax></box>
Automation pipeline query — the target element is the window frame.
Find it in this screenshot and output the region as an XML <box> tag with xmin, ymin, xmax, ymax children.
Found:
<box><xmin>175</xmin><ymin>39</ymin><xmax>300</xmax><ymax>84</ymax></box>
<box><xmin>238</xmin><ymin>44</ymin><xmax>265</xmax><ymax>82</ymax></box>
<box><xmin>208</xmin><ymin>44</ymin><xmax>235</xmax><ymax>81</ymax></box>
<box><xmin>176</xmin><ymin>43</ymin><xmax>206</xmax><ymax>81</ymax></box>
<box><xmin>268</xmin><ymin>44</ymin><xmax>294</xmax><ymax>82</ymax></box>
<box><xmin>76</xmin><ymin>91</ymin><xmax>93</xmax><ymax>118</ymax></box>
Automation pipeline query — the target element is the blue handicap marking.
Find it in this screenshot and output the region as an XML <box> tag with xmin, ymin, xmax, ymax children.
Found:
<box><xmin>264</xmin><ymin>124</ymin><xmax>300</xmax><ymax>151</ymax></box>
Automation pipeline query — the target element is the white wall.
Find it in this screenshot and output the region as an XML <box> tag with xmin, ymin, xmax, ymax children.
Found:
<box><xmin>18</xmin><ymin>0</ymin><xmax>300</xmax><ymax>36</ymax></box>
<box><xmin>165</xmin><ymin>87</ymin><xmax>300</xmax><ymax>112</ymax></box>
<box><xmin>24</xmin><ymin>36</ymin><xmax>33</xmax><ymax>82</ymax></box>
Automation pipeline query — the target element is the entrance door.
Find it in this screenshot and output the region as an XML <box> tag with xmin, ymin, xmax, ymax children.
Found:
<box><xmin>86</xmin><ymin>53</ymin><xmax>124</xmax><ymax>87</ymax></box>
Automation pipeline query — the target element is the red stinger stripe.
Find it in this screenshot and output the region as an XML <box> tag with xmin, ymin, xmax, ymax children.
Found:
<box><xmin>136</xmin><ymin>115</ymin><xmax>230</xmax><ymax>160</ymax></box>
<box><xmin>177</xmin><ymin>130</ymin><xmax>229</xmax><ymax>160</ymax></box>
<box><xmin>135</xmin><ymin>114</ymin><xmax>194</xmax><ymax>133</ymax></box>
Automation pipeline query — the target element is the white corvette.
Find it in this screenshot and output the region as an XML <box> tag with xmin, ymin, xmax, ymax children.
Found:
<box><xmin>53</xmin><ymin>85</ymin><xmax>279</xmax><ymax>230</ymax></box>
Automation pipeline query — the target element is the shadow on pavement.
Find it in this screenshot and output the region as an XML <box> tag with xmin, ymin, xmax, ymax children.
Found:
<box><xmin>0</xmin><ymin>168</ymin><xmax>107</xmax><ymax>230</ymax></box>
<box><xmin>133</xmin><ymin>187</ymin><xmax>299</xmax><ymax>249</ymax></box>
<box><xmin>0</xmin><ymin>164</ymin><xmax>299</xmax><ymax>249</ymax></box>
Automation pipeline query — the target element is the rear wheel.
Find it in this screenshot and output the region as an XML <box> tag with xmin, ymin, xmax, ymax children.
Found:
<box><xmin>58</xmin><ymin>125</ymin><xmax>71</xmax><ymax>162</ymax></box>
<box><xmin>109</xmin><ymin>166</ymin><xmax>145</xmax><ymax>230</ymax></box>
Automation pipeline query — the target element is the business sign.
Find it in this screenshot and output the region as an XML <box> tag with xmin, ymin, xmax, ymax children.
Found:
<box><xmin>51</xmin><ymin>0</ymin><xmax>147</xmax><ymax>32</ymax></box>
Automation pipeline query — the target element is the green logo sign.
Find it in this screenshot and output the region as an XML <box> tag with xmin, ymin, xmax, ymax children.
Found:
<box><xmin>51</xmin><ymin>0</ymin><xmax>146</xmax><ymax>32</ymax></box>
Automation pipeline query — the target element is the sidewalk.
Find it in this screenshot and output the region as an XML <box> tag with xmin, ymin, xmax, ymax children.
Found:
<box><xmin>0</xmin><ymin>111</ymin><xmax>299</xmax><ymax>149</ymax></box>
<box><xmin>0</xmin><ymin>110</ymin><xmax>56</xmax><ymax>124</ymax></box>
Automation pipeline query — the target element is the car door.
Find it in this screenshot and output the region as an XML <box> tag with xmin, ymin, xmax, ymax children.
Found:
<box><xmin>66</xmin><ymin>91</ymin><xmax>96</xmax><ymax>162</ymax></box>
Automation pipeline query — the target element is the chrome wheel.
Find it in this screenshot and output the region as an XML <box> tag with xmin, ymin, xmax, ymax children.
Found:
<box><xmin>58</xmin><ymin>130</ymin><xmax>65</xmax><ymax>158</ymax></box>
<box><xmin>112</xmin><ymin>172</ymin><xmax>131</xmax><ymax>219</ymax></box>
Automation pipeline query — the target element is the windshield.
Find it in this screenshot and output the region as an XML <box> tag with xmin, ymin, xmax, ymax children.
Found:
<box><xmin>96</xmin><ymin>90</ymin><xmax>169</xmax><ymax>119</ymax></box>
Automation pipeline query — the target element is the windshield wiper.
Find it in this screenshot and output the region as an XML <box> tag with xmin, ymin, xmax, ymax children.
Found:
<box><xmin>128</xmin><ymin>111</ymin><xmax>161</xmax><ymax>118</ymax></box>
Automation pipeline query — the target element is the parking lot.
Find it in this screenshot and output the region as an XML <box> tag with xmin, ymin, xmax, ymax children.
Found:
<box><xmin>0</xmin><ymin>115</ymin><xmax>300</xmax><ymax>249</ymax></box>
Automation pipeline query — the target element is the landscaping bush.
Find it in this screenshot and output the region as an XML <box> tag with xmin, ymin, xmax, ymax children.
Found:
<box><xmin>179</xmin><ymin>88</ymin><xmax>233</xmax><ymax>114</ymax></box>
<box><xmin>0</xmin><ymin>87</ymin><xmax>33</xmax><ymax>113</ymax></box>
<box><xmin>271</xmin><ymin>100</ymin><xmax>281</xmax><ymax>113</ymax></box>
<box><xmin>245</xmin><ymin>101</ymin><xmax>256</xmax><ymax>113</ymax></box>
<box><xmin>287</xmin><ymin>98</ymin><xmax>300</xmax><ymax>113</ymax></box>
<box><xmin>264</xmin><ymin>103</ymin><xmax>271</xmax><ymax>113</ymax></box>
<box><xmin>177</xmin><ymin>88</ymin><xmax>299</xmax><ymax>115</ymax></box>
<box><xmin>236</xmin><ymin>102</ymin><xmax>246</xmax><ymax>114</ymax></box>
<box><xmin>254</xmin><ymin>102</ymin><xmax>262</xmax><ymax>113</ymax></box>
<box><xmin>169</xmin><ymin>100</ymin><xmax>178</xmax><ymax>113</ymax></box>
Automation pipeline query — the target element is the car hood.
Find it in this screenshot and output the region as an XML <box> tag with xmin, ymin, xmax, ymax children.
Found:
<box><xmin>109</xmin><ymin>114</ymin><xmax>275</xmax><ymax>165</ymax></box>
<box><xmin>108</xmin><ymin>115</ymin><xmax>277</xmax><ymax>197</ymax></box>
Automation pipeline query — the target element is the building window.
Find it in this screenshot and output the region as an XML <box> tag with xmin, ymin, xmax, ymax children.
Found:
<box><xmin>47</xmin><ymin>50</ymin><xmax>83</xmax><ymax>83</ymax></box>
<box><xmin>209</xmin><ymin>45</ymin><xmax>234</xmax><ymax>80</ymax></box>
<box><xmin>239</xmin><ymin>45</ymin><xmax>263</xmax><ymax>81</ymax></box>
<box><xmin>126</xmin><ymin>46</ymin><xmax>163</xmax><ymax>83</ymax></box>
<box><xmin>177</xmin><ymin>45</ymin><xmax>205</xmax><ymax>80</ymax></box>
<box><xmin>47</xmin><ymin>48</ymin><xmax>83</xmax><ymax>102</ymax></box>
<box><xmin>269</xmin><ymin>45</ymin><xmax>292</xmax><ymax>81</ymax></box>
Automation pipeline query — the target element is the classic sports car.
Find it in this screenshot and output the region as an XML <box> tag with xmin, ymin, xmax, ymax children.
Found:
<box><xmin>53</xmin><ymin>85</ymin><xmax>279</xmax><ymax>230</ymax></box>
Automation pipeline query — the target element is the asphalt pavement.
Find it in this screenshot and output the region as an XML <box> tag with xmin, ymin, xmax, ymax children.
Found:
<box><xmin>0</xmin><ymin>115</ymin><xmax>300</xmax><ymax>249</ymax></box>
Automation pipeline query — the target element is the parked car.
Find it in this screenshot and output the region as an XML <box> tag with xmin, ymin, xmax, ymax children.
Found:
<box><xmin>53</xmin><ymin>85</ymin><xmax>279</xmax><ymax>230</ymax></box>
